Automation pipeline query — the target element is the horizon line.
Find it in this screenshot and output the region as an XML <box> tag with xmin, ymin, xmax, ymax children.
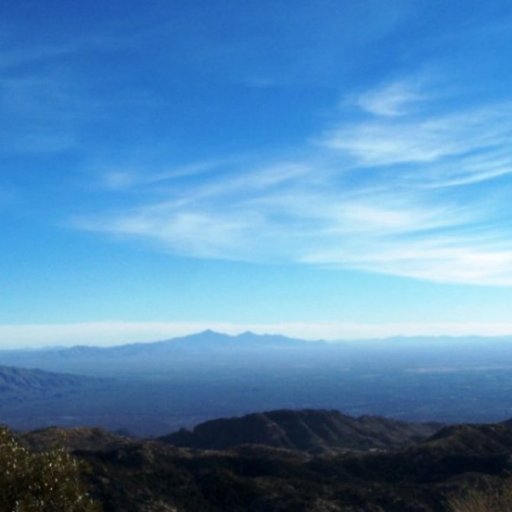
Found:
<box><xmin>1</xmin><ymin>321</ymin><xmax>512</xmax><ymax>349</ymax></box>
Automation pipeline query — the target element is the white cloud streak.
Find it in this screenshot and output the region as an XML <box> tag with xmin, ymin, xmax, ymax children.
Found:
<box><xmin>355</xmin><ymin>79</ymin><xmax>427</xmax><ymax>117</ymax></box>
<box><xmin>78</xmin><ymin>79</ymin><xmax>512</xmax><ymax>286</ymax></box>
<box><xmin>321</xmin><ymin>104</ymin><xmax>512</xmax><ymax>167</ymax></box>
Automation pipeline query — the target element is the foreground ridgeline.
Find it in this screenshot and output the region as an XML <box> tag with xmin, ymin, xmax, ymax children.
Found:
<box><xmin>4</xmin><ymin>409</ymin><xmax>512</xmax><ymax>511</ymax></box>
<box><xmin>159</xmin><ymin>409</ymin><xmax>441</xmax><ymax>453</ymax></box>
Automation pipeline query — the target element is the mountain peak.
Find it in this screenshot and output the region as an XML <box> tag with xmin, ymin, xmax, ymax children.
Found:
<box><xmin>194</xmin><ymin>329</ymin><xmax>227</xmax><ymax>338</ymax></box>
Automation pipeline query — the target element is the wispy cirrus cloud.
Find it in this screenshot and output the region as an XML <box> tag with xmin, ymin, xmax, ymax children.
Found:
<box><xmin>77</xmin><ymin>78</ymin><xmax>512</xmax><ymax>286</ymax></box>
<box><xmin>100</xmin><ymin>161</ymin><xmax>227</xmax><ymax>191</ymax></box>
<box><xmin>321</xmin><ymin>102</ymin><xmax>512</xmax><ymax>167</ymax></box>
<box><xmin>0</xmin><ymin>28</ymin><xmax>143</xmax><ymax>155</ymax></box>
<box><xmin>354</xmin><ymin>79</ymin><xmax>428</xmax><ymax>117</ymax></box>
<box><xmin>0</xmin><ymin>75</ymin><xmax>79</xmax><ymax>153</ymax></box>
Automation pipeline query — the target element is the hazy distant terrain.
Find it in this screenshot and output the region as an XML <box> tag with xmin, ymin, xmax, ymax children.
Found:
<box><xmin>0</xmin><ymin>365</ymin><xmax>105</xmax><ymax>405</ymax></box>
<box><xmin>2</xmin><ymin>331</ymin><xmax>512</xmax><ymax>435</ymax></box>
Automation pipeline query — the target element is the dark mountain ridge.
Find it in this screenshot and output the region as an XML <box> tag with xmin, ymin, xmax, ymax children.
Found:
<box><xmin>14</xmin><ymin>410</ymin><xmax>512</xmax><ymax>512</ymax></box>
<box><xmin>161</xmin><ymin>408</ymin><xmax>442</xmax><ymax>453</ymax></box>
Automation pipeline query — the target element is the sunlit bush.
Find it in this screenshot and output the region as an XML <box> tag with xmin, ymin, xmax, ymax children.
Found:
<box><xmin>448</xmin><ymin>483</ymin><xmax>512</xmax><ymax>512</ymax></box>
<box><xmin>0</xmin><ymin>426</ymin><xmax>100</xmax><ymax>512</ymax></box>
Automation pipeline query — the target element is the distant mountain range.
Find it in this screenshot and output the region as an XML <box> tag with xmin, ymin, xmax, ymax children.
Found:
<box><xmin>2</xmin><ymin>330</ymin><xmax>512</xmax><ymax>435</ymax></box>
<box><xmin>16</xmin><ymin>409</ymin><xmax>512</xmax><ymax>512</ymax></box>
<box><xmin>3</xmin><ymin>329</ymin><xmax>512</xmax><ymax>377</ymax></box>
<box><xmin>0</xmin><ymin>330</ymin><xmax>318</xmax><ymax>375</ymax></box>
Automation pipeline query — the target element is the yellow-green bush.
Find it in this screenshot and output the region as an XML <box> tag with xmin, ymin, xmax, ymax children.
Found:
<box><xmin>0</xmin><ymin>426</ymin><xmax>99</xmax><ymax>512</ymax></box>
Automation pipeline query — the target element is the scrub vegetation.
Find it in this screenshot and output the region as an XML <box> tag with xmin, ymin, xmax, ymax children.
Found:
<box><xmin>0</xmin><ymin>426</ymin><xmax>99</xmax><ymax>512</ymax></box>
<box><xmin>449</xmin><ymin>483</ymin><xmax>512</xmax><ymax>512</ymax></box>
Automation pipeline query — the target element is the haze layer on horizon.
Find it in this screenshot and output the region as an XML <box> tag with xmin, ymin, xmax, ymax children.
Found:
<box><xmin>2</xmin><ymin>1</ymin><xmax>512</xmax><ymax>348</ymax></box>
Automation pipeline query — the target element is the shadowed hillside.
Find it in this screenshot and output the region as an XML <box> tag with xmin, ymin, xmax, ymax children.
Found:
<box><xmin>8</xmin><ymin>410</ymin><xmax>512</xmax><ymax>511</ymax></box>
<box><xmin>160</xmin><ymin>409</ymin><xmax>442</xmax><ymax>453</ymax></box>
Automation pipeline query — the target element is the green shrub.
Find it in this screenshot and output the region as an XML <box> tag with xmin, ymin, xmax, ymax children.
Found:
<box><xmin>0</xmin><ymin>426</ymin><xmax>100</xmax><ymax>512</ymax></box>
<box><xmin>448</xmin><ymin>483</ymin><xmax>512</xmax><ymax>512</ymax></box>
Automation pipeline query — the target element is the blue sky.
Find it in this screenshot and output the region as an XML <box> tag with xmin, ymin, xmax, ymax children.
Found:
<box><xmin>2</xmin><ymin>0</ymin><xmax>512</xmax><ymax>346</ymax></box>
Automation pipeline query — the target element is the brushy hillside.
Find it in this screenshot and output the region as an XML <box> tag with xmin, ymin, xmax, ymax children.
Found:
<box><xmin>10</xmin><ymin>411</ymin><xmax>512</xmax><ymax>512</ymax></box>
<box><xmin>4</xmin><ymin>410</ymin><xmax>512</xmax><ymax>511</ymax></box>
<box><xmin>0</xmin><ymin>426</ymin><xmax>99</xmax><ymax>511</ymax></box>
<box><xmin>448</xmin><ymin>482</ymin><xmax>512</xmax><ymax>512</ymax></box>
